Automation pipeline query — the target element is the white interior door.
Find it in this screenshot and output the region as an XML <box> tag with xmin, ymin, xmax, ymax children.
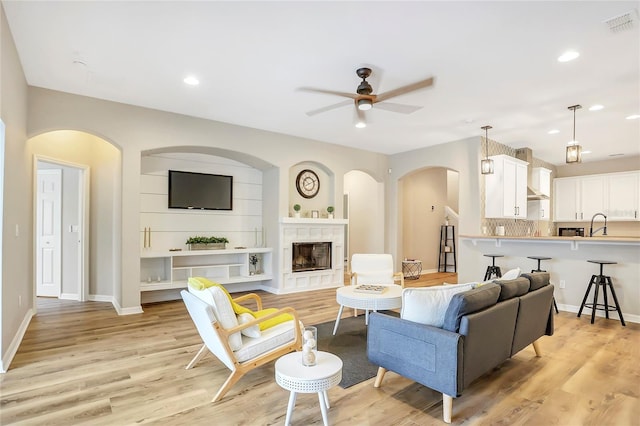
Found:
<box><xmin>37</xmin><ymin>169</ymin><xmax>62</xmax><ymax>297</ymax></box>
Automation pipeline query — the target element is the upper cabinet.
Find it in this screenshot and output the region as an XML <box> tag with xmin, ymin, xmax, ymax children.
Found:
<box><xmin>554</xmin><ymin>171</ymin><xmax>639</xmax><ymax>222</ymax></box>
<box><xmin>531</xmin><ymin>167</ymin><xmax>552</xmax><ymax>197</ymax></box>
<box><xmin>607</xmin><ymin>171</ymin><xmax>640</xmax><ymax>220</ymax></box>
<box><xmin>485</xmin><ymin>155</ymin><xmax>528</xmax><ymax>219</ymax></box>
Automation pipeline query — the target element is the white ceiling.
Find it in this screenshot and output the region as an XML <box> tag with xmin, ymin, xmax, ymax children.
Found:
<box><xmin>3</xmin><ymin>1</ymin><xmax>639</xmax><ymax>165</ymax></box>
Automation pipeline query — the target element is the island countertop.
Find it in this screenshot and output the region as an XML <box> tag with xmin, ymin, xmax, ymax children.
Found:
<box><xmin>460</xmin><ymin>235</ymin><xmax>640</xmax><ymax>243</ymax></box>
<box><xmin>459</xmin><ymin>234</ymin><xmax>640</xmax><ymax>323</ymax></box>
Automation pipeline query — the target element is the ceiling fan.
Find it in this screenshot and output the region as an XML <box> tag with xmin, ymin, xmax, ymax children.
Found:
<box><xmin>300</xmin><ymin>67</ymin><xmax>435</xmax><ymax>125</ymax></box>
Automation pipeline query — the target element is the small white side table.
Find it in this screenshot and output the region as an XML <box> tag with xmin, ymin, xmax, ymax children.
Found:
<box><xmin>333</xmin><ymin>285</ymin><xmax>403</xmax><ymax>335</ymax></box>
<box><xmin>275</xmin><ymin>351</ymin><xmax>343</xmax><ymax>426</ymax></box>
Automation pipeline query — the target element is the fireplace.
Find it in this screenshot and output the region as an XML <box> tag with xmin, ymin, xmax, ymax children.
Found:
<box><xmin>292</xmin><ymin>242</ymin><xmax>332</xmax><ymax>272</ymax></box>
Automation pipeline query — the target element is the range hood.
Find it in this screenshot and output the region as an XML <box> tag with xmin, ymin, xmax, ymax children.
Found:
<box><xmin>515</xmin><ymin>148</ymin><xmax>550</xmax><ymax>201</ymax></box>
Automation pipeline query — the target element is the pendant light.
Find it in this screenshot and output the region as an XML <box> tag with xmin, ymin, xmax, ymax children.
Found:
<box><xmin>481</xmin><ymin>125</ymin><xmax>494</xmax><ymax>174</ymax></box>
<box><xmin>566</xmin><ymin>104</ymin><xmax>582</xmax><ymax>163</ymax></box>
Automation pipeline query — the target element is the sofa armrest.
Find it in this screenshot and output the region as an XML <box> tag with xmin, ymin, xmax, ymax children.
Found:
<box><xmin>367</xmin><ymin>312</ymin><xmax>463</xmax><ymax>397</ymax></box>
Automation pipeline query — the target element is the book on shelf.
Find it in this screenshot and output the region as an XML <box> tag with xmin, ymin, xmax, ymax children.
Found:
<box><xmin>353</xmin><ymin>284</ymin><xmax>387</xmax><ymax>294</ymax></box>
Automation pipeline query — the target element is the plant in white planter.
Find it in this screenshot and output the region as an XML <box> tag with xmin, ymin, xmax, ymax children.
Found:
<box><xmin>186</xmin><ymin>236</ymin><xmax>229</xmax><ymax>250</ymax></box>
<box><xmin>293</xmin><ymin>204</ymin><xmax>301</xmax><ymax>218</ymax></box>
<box><xmin>327</xmin><ymin>206</ymin><xmax>334</xmax><ymax>219</ymax></box>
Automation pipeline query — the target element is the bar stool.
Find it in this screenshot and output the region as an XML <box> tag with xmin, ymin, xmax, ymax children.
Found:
<box><xmin>483</xmin><ymin>254</ymin><xmax>503</xmax><ymax>281</ymax></box>
<box><xmin>527</xmin><ymin>256</ymin><xmax>559</xmax><ymax>314</ymax></box>
<box><xmin>577</xmin><ymin>260</ymin><xmax>625</xmax><ymax>327</ymax></box>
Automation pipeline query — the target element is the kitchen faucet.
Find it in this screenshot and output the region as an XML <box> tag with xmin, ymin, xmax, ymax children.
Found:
<box><xmin>589</xmin><ymin>213</ymin><xmax>608</xmax><ymax>237</ymax></box>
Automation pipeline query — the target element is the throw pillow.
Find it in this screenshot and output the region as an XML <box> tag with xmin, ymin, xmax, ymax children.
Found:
<box><xmin>521</xmin><ymin>272</ymin><xmax>550</xmax><ymax>291</ymax></box>
<box><xmin>401</xmin><ymin>283</ymin><xmax>476</xmax><ymax>328</ymax></box>
<box><xmin>442</xmin><ymin>282</ymin><xmax>501</xmax><ymax>332</ymax></box>
<box><xmin>237</xmin><ymin>312</ymin><xmax>261</xmax><ymax>338</ymax></box>
<box><xmin>208</xmin><ymin>286</ymin><xmax>243</xmax><ymax>351</ymax></box>
<box><xmin>190</xmin><ymin>276</ymin><xmax>294</xmax><ymax>331</ymax></box>
<box><xmin>500</xmin><ymin>267</ymin><xmax>521</xmax><ymax>280</ymax></box>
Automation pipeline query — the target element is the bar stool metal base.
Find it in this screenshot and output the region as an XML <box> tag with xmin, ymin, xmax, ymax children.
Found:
<box><xmin>577</xmin><ymin>260</ymin><xmax>625</xmax><ymax>327</ymax></box>
<box><xmin>483</xmin><ymin>254</ymin><xmax>503</xmax><ymax>281</ymax></box>
<box><xmin>527</xmin><ymin>256</ymin><xmax>558</xmax><ymax>314</ymax></box>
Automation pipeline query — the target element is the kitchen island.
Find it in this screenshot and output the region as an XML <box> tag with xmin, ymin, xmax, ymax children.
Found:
<box><xmin>459</xmin><ymin>235</ymin><xmax>640</xmax><ymax>323</ymax></box>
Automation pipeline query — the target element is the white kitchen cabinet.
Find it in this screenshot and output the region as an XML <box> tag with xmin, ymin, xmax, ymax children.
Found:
<box><xmin>527</xmin><ymin>199</ymin><xmax>550</xmax><ymax>220</ymax></box>
<box><xmin>531</xmin><ymin>167</ymin><xmax>552</xmax><ymax>196</ymax></box>
<box><xmin>606</xmin><ymin>171</ymin><xmax>640</xmax><ymax>220</ymax></box>
<box><xmin>485</xmin><ymin>155</ymin><xmax>528</xmax><ymax>219</ymax></box>
<box><xmin>553</xmin><ymin>174</ymin><xmax>609</xmax><ymax>222</ymax></box>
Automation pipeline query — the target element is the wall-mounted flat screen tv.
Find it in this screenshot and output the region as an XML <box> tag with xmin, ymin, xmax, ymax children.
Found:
<box><xmin>168</xmin><ymin>170</ymin><xmax>233</xmax><ymax>210</ymax></box>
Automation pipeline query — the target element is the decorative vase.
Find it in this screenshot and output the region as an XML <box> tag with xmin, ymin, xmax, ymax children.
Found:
<box><xmin>302</xmin><ymin>326</ymin><xmax>317</xmax><ymax>366</ymax></box>
<box><xmin>328</xmin><ymin>213</ymin><xmax>334</xmax><ymax>219</ymax></box>
<box><xmin>294</xmin><ymin>212</ymin><xmax>300</xmax><ymax>218</ymax></box>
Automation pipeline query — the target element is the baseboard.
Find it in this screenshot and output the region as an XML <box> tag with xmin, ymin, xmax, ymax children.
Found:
<box><xmin>88</xmin><ymin>294</ymin><xmax>143</xmax><ymax>316</ymax></box>
<box><xmin>59</xmin><ymin>293</ymin><xmax>79</xmax><ymax>300</ymax></box>
<box><xmin>557</xmin><ymin>303</ymin><xmax>639</xmax><ymax>324</ymax></box>
<box><xmin>1</xmin><ymin>308</ymin><xmax>34</xmax><ymax>373</ymax></box>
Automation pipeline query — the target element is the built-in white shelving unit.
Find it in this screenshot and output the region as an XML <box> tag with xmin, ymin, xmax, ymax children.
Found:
<box><xmin>140</xmin><ymin>247</ymin><xmax>273</xmax><ymax>292</ymax></box>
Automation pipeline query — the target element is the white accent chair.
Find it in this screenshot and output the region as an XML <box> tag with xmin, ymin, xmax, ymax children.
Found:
<box><xmin>350</xmin><ymin>253</ymin><xmax>405</xmax><ymax>288</ymax></box>
<box><xmin>181</xmin><ymin>289</ymin><xmax>302</xmax><ymax>402</ymax></box>
<box><xmin>349</xmin><ymin>253</ymin><xmax>404</xmax><ymax>315</ymax></box>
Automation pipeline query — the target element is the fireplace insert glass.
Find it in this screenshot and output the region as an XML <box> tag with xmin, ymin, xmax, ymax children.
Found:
<box><xmin>292</xmin><ymin>242</ymin><xmax>332</xmax><ymax>272</ymax></box>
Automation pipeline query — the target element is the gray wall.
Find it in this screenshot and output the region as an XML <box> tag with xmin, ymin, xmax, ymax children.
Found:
<box><xmin>1</xmin><ymin>5</ymin><xmax>31</xmax><ymax>372</ymax></box>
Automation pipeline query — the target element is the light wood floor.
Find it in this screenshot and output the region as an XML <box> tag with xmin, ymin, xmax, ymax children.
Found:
<box><xmin>1</xmin><ymin>273</ymin><xmax>639</xmax><ymax>425</ymax></box>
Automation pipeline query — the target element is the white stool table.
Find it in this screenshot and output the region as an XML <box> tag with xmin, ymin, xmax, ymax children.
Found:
<box><xmin>333</xmin><ymin>284</ymin><xmax>403</xmax><ymax>335</ymax></box>
<box><xmin>275</xmin><ymin>351</ymin><xmax>343</xmax><ymax>426</ymax></box>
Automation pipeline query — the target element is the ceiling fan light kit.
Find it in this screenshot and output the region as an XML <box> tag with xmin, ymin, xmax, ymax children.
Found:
<box><xmin>357</xmin><ymin>99</ymin><xmax>373</xmax><ymax>111</ymax></box>
<box><xmin>566</xmin><ymin>104</ymin><xmax>582</xmax><ymax>164</ymax></box>
<box><xmin>481</xmin><ymin>125</ymin><xmax>494</xmax><ymax>175</ymax></box>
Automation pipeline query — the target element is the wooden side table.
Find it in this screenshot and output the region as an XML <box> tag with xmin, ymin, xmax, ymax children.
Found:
<box><xmin>275</xmin><ymin>351</ymin><xmax>343</xmax><ymax>426</ymax></box>
<box><xmin>402</xmin><ymin>259</ymin><xmax>422</xmax><ymax>279</ymax></box>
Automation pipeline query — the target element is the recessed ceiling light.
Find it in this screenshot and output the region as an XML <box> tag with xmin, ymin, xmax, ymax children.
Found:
<box><xmin>184</xmin><ymin>76</ymin><xmax>199</xmax><ymax>86</ymax></box>
<box><xmin>355</xmin><ymin>121</ymin><xmax>366</xmax><ymax>128</ymax></box>
<box><xmin>548</xmin><ymin>129</ymin><xmax>560</xmax><ymax>134</ymax></box>
<box><xmin>581</xmin><ymin>150</ymin><xmax>592</xmax><ymax>154</ymax></box>
<box><xmin>609</xmin><ymin>153</ymin><xmax>624</xmax><ymax>157</ymax></box>
<box><xmin>589</xmin><ymin>104</ymin><xmax>604</xmax><ymax>111</ymax></box>
<box><xmin>558</xmin><ymin>50</ymin><xmax>580</xmax><ymax>62</ymax></box>
<box><xmin>626</xmin><ymin>114</ymin><xmax>640</xmax><ymax>120</ymax></box>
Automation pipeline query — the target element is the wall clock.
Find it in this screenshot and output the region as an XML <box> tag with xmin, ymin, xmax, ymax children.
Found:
<box><xmin>296</xmin><ymin>169</ymin><xmax>320</xmax><ymax>199</ymax></box>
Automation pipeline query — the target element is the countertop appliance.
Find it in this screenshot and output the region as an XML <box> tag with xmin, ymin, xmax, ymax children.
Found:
<box><xmin>558</xmin><ymin>227</ymin><xmax>585</xmax><ymax>237</ymax></box>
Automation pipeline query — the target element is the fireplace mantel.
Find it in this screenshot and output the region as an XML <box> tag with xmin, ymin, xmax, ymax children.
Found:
<box><xmin>278</xmin><ymin>218</ymin><xmax>347</xmax><ymax>294</ymax></box>
<box><xmin>280</xmin><ymin>217</ymin><xmax>348</xmax><ymax>225</ymax></box>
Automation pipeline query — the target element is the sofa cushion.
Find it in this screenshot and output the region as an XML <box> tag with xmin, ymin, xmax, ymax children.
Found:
<box><xmin>521</xmin><ymin>272</ymin><xmax>550</xmax><ymax>291</ymax></box>
<box><xmin>494</xmin><ymin>277</ymin><xmax>530</xmax><ymax>301</ymax></box>
<box><xmin>237</xmin><ymin>312</ymin><xmax>261</xmax><ymax>338</ymax></box>
<box><xmin>401</xmin><ymin>283</ymin><xmax>477</xmax><ymax>328</ymax></box>
<box><xmin>442</xmin><ymin>283</ymin><xmax>501</xmax><ymax>332</ymax></box>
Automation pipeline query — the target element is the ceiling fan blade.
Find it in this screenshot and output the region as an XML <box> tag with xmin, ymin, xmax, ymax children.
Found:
<box><xmin>374</xmin><ymin>77</ymin><xmax>435</xmax><ymax>103</ymax></box>
<box><xmin>305</xmin><ymin>99</ymin><xmax>352</xmax><ymax>116</ymax></box>
<box><xmin>298</xmin><ymin>87</ymin><xmax>358</xmax><ymax>99</ymax></box>
<box><xmin>374</xmin><ymin>102</ymin><xmax>423</xmax><ymax>114</ymax></box>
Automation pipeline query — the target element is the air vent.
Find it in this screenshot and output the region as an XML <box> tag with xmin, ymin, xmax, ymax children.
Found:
<box><xmin>604</xmin><ymin>10</ymin><xmax>637</xmax><ymax>33</ymax></box>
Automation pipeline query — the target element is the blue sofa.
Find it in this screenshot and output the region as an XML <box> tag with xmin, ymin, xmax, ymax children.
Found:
<box><xmin>367</xmin><ymin>272</ymin><xmax>554</xmax><ymax>423</ymax></box>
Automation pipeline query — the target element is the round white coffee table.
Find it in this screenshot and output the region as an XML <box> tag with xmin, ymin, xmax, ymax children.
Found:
<box><xmin>275</xmin><ymin>351</ymin><xmax>343</xmax><ymax>426</ymax></box>
<box><xmin>333</xmin><ymin>284</ymin><xmax>402</xmax><ymax>335</ymax></box>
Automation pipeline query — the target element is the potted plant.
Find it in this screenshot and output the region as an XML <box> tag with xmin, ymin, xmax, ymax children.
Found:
<box><xmin>293</xmin><ymin>204</ymin><xmax>301</xmax><ymax>218</ymax></box>
<box><xmin>327</xmin><ymin>206</ymin><xmax>334</xmax><ymax>219</ymax></box>
<box><xmin>186</xmin><ymin>236</ymin><xmax>229</xmax><ymax>250</ymax></box>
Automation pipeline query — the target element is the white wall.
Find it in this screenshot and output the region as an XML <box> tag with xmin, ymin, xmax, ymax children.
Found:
<box><xmin>26</xmin><ymin>87</ymin><xmax>389</xmax><ymax>312</ymax></box>
<box><xmin>30</xmin><ymin>131</ymin><xmax>121</xmax><ymax>300</ymax></box>
<box><xmin>389</xmin><ymin>137</ymin><xmax>484</xmax><ymax>284</ymax></box>
<box><xmin>140</xmin><ymin>152</ymin><xmax>264</xmax><ymax>250</ymax></box>
<box><xmin>1</xmin><ymin>4</ymin><xmax>31</xmax><ymax>372</ymax></box>
<box><xmin>344</xmin><ymin>170</ymin><xmax>384</xmax><ymax>260</ymax></box>
<box><xmin>401</xmin><ymin>167</ymin><xmax>449</xmax><ymax>272</ymax></box>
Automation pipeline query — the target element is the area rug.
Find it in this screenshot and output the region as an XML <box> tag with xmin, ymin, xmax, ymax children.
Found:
<box><xmin>314</xmin><ymin>311</ymin><xmax>398</xmax><ymax>388</ymax></box>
